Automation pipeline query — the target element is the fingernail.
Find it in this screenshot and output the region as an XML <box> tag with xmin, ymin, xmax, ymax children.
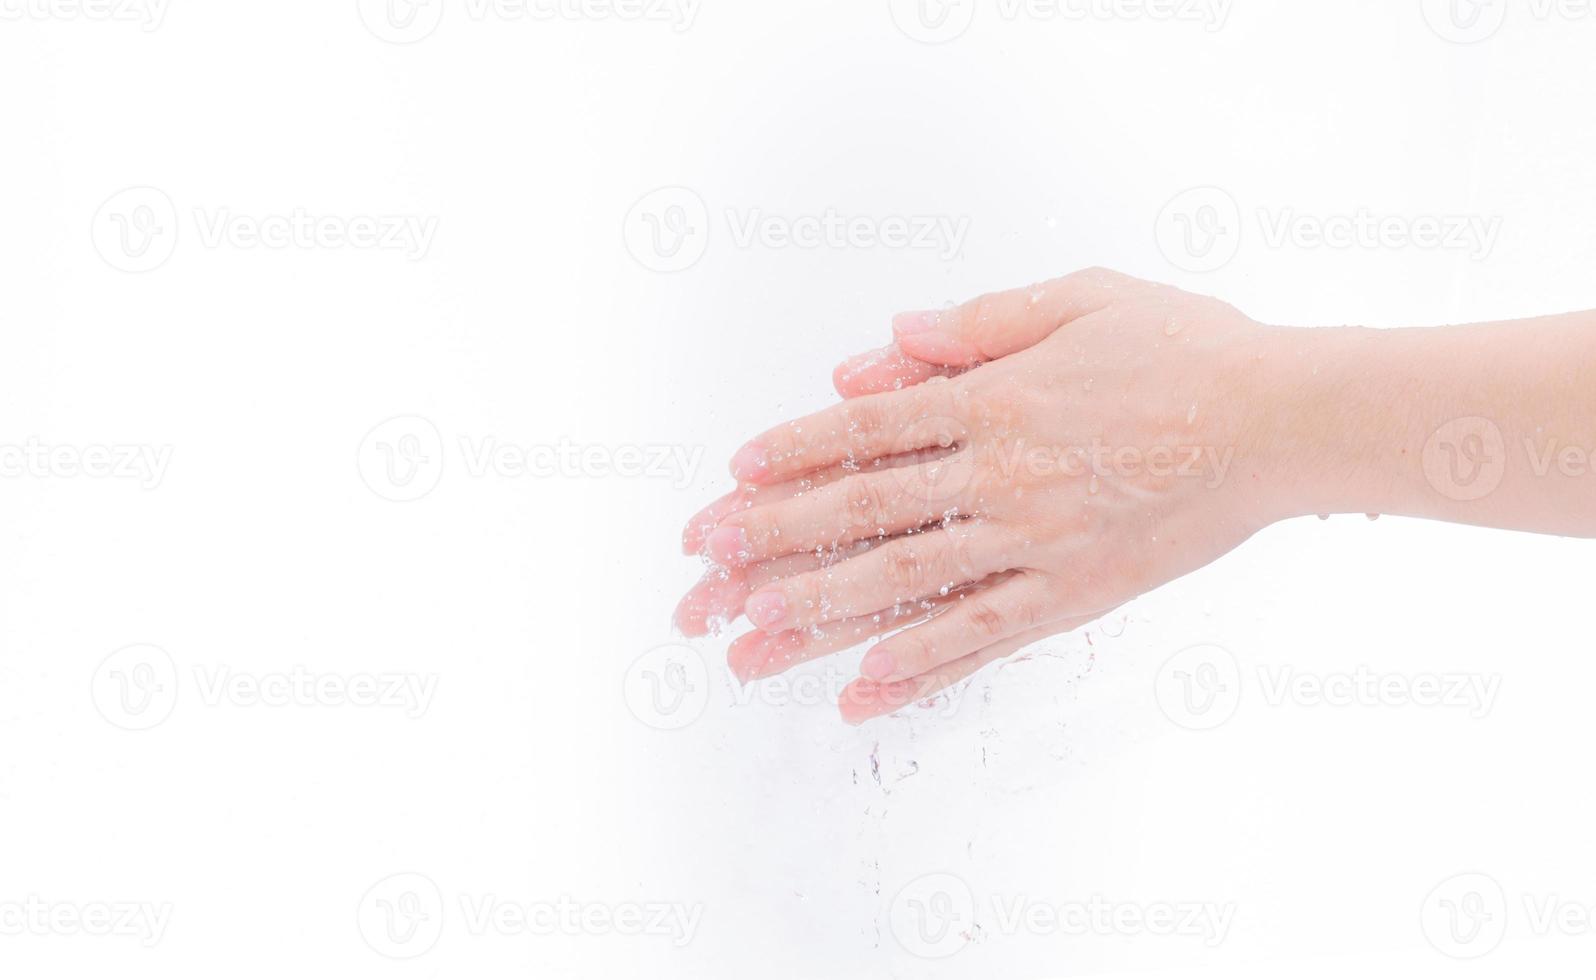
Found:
<box><xmin>729</xmin><ymin>442</ymin><xmax>769</xmax><ymax>482</ymax></box>
<box><xmin>892</xmin><ymin>311</ymin><xmax>941</xmax><ymax>336</ymax></box>
<box><xmin>745</xmin><ymin>591</ymin><xmax>788</xmax><ymax>632</ymax></box>
<box><xmin>681</xmin><ymin>491</ymin><xmax>739</xmax><ymax>554</ymax></box>
<box><xmin>704</xmin><ymin>525</ymin><xmax>750</xmax><ymax>565</ymax></box>
<box><xmin>672</xmin><ymin>588</ymin><xmax>707</xmax><ymax>637</ymax></box>
<box><xmin>860</xmin><ymin>645</ymin><xmax>896</xmax><ymax>681</ymax></box>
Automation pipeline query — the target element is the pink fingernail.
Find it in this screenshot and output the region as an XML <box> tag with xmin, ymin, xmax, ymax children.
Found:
<box><xmin>860</xmin><ymin>645</ymin><xmax>896</xmax><ymax>681</ymax></box>
<box><xmin>681</xmin><ymin>490</ymin><xmax>741</xmax><ymax>554</ymax></box>
<box><xmin>892</xmin><ymin>311</ymin><xmax>940</xmax><ymax>336</ymax></box>
<box><xmin>745</xmin><ymin>591</ymin><xmax>788</xmax><ymax>632</ymax></box>
<box><xmin>729</xmin><ymin>442</ymin><xmax>769</xmax><ymax>482</ymax></box>
<box><xmin>704</xmin><ymin>525</ymin><xmax>750</xmax><ymax>565</ymax></box>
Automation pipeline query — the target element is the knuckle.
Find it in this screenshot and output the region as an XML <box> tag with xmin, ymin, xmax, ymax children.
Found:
<box><xmin>895</xmin><ymin>630</ymin><xmax>939</xmax><ymax>675</ymax></box>
<box><xmin>943</xmin><ymin>531</ymin><xmax>980</xmax><ymax>583</ymax></box>
<box><xmin>962</xmin><ymin>597</ymin><xmax>1011</xmax><ymax>640</ymax></box>
<box><xmin>840</xmin><ymin>476</ymin><xmax>894</xmax><ymax>531</ymax></box>
<box><xmin>881</xmin><ymin>545</ymin><xmax>928</xmax><ymax>599</ymax></box>
<box><xmin>1011</xmin><ymin>594</ymin><xmax>1046</xmax><ymax>630</ymax></box>
<box><xmin>737</xmin><ymin>509</ymin><xmax>775</xmax><ymax>552</ymax></box>
<box><xmin>784</xmin><ymin>574</ymin><xmax>822</xmax><ymax>623</ymax></box>
<box><xmin>1075</xmin><ymin>265</ymin><xmax>1133</xmax><ymax>289</ymax></box>
<box><xmin>758</xmin><ymin>423</ymin><xmax>801</xmax><ymax>469</ymax></box>
<box><xmin>841</xmin><ymin>399</ymin><xmax>891</xmax><ymax>449</ymax></box>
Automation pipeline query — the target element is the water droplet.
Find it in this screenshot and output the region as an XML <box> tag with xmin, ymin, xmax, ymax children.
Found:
<box><xmin>1366</xmin><ymin>513</ymin><xmax>1380</xmax><ymax>521</ymax></box>
<box><xmin>1163</xmin><ymin>316</ymin><xmax>1184</xmax><ymax>337</ymax></box>
<box><xmin>1088</xmin><ymin>474</ymin><xmax>1100</xmax><ymax>495</ymax></box>
<box><xmin>1317</xmin><ymin>513</ymin><xmax>1330</xmax><ymax>521</ymax></box>
<box><xmin>1186</xmin><ymin>403</ymin><xmax>1198</xmax><ymax>425</ymax></box>
<box><xmin>1083</xmin><ymin>378</ymin><xmax>1094</xmax><ymax>393</ymax></box>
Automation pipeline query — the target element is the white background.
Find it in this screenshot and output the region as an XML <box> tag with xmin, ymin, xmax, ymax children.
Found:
<box><xmin>3</xmin><ymin>0</ymin><xmax>1595</xmax><ymax>977</ymax></box>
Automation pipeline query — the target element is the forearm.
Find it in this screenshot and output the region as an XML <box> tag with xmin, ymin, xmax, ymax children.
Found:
<box><xmin>1263</xmin><ymin>314</ymin><xmax>1596</xmax><ymax>536</ymax></box>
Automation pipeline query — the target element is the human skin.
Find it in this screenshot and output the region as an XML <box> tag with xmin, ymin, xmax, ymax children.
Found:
<box><xmin>677</xmin><ymin>268</ymin><xmax>1596</xmax><ymax>724</ymax></box>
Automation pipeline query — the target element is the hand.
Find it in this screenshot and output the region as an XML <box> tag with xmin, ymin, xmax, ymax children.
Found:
<box><xmin>700</xmin><ymin>269</ymin><xmax>1289</xmax><ymax>721</ymax></box>
<box><xmin>677</xmin><ymin>299</ymin><xmax>1073</xmax><ymax>722</ymax></box>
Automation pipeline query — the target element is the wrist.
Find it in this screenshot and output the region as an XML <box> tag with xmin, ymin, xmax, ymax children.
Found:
<box><xmin>1243</xmin><ymin>325</ymin><xmax>1420</xmax><ymax>522</ymax></box>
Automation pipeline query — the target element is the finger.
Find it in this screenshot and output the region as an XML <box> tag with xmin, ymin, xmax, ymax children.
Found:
<box><xmin>704</xmin><ymin>459</ymin><xmax>975</xmax><ymax>566</ymax></box>
<box><xmin>892</xmin><ymin>267</ymin><xmax>1143</xmax><ymax>367</ymax></box>
<box><xmin>832</xmin><ymin>343</ymin><xmax>958</xmax><ymax>398</ymax></box>
<box><xmin>726</xmin><ymin>579</ymin><xmax>1005</xmax><ymax>684</ymax></box>
<box><xmin>684</xmin><ymin>445</ymin><xmax>959</xmax><ymax>555</ymax></box>
<box><xmin>681</xmin><ymin>489</ymin><xmax>748</xmax><ymax>555</ymax></box>
<box><xmin>742</xmin><ymin>523</ymin><xmax>1016</xmax><ymax>633</ymax></box>
<box><xmin>673</xmin><ymin>539</ymin><xmax>880</xmax><ymax>636</ymax></box>
<box><xmin>858</xmin><ymin>572</ymin><xmax>1055</xmax><ymax>683</ymax></box>
<box><xmin>727</xmin><ymin>386</ymin><xmax>957</xmax><ymax>485</ymax></box>
<box><xmin>839</xmin><ymin>612</ymin><xmax>1098</xmax><ymax>726</ymax></box>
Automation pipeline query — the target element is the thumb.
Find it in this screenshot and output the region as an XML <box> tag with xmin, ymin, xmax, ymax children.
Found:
<box><xmin>831</xmin><ymin>343</ymin><xmax>958</xmax><ymax>399</ymax></box>
<box><xmin>891</xmin><ymin>267</ymin><xmax>1142</xmax><ymax>367</ymax></box>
